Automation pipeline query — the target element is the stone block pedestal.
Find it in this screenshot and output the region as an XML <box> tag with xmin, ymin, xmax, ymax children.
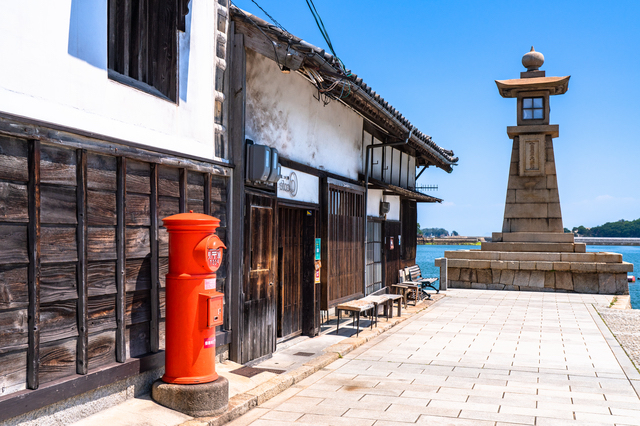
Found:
<box><xmin>152</xmin><ymin>376</ymin><xmax>229</xmax><ymax>417</ymax></box>
<box><xmin>437</xmin><ymin>251</ymin><xmax>632</xmax><ymax>294</ymax></box>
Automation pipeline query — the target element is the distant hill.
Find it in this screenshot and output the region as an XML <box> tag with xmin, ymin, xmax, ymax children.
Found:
<box><xmin>570</xmin><ymin>218</ymin><xmax>640</xmax><ymax>238</ymax></box>
<box><xmin>419</xmin><ymin>227</ymin><xmax>458</xmax><ymax>237</ymax></box>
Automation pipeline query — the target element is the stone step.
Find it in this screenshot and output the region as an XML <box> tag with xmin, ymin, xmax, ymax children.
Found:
<box><xmin>443</xmin><ymin>250</ymin><xmax>624</xmax><ymax>263</ymax></box>
<box><xmin>492</xmin><ymin>232</ymin><xmax>575</xmax><ymax>243</ymax></box>
<box><xmin>481</xmin><ymin>241</ymin><xmax>586</xmax><ymax>253</ymax></box>
<box><xmin>444</xmin><ymin>258</ymin><xmax>633</xmax><ymax>273</ymax></box>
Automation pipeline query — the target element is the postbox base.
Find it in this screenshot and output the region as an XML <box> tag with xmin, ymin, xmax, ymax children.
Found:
<box><xmin>152</xmin><ymin>376</ymin><xmax>229</xmax><ymax>417</ymax></box>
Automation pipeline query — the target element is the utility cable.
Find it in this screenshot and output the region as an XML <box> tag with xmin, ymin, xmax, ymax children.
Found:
<box><xmin>229</xmin><ymin>0</ymin><xmax>285</xmax><ymax>71</ymax></box>
<box><xmin>249</xmin><ymin>0</ymin><xmax>291</xmax><ymax>37</ymax></box>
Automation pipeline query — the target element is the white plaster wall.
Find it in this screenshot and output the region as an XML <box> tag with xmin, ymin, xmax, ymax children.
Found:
<box><xmin>367</xmin><ymin>189</ymin><xmax>384</xmax><ymax>217</ymax></box>
<box><xmin>367</xmin><ymin>190</ymin><xmax>400</xmax><ymax>221</ymax></box>
<box><xmin>0</xmin><ymin>0</ymin><xmax>218</xmax><ymax>160</ymax></box>
<box><xmin>386</xmin><ymin>195</ymin><xmax>401</xmax><ymax>221</ymax></box>
<box><xmin>245</xmin><ymin>50</ymin><xmax>364</xmax><ymax>180</ymax></box>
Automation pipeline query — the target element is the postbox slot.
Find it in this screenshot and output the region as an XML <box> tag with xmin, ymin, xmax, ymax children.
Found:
<box><xmin>207</xmin><ymin>296</ymin><xmax>224</xmax><ymax>328</ymax></box>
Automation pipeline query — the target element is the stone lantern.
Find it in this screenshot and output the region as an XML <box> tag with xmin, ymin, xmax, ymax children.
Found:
<box><xmin>438</xmin><ymin>48</ymin><xmax>633</xmax><ymax>294</ymax></box>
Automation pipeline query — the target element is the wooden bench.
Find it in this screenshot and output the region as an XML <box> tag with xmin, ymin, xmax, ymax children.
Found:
<box><xmin>361</xmin><ymin>293</ymin><xmax>403</xmax><ymax>325</ymax></box>
<box><xmin>335</xmin><ymin>299</ymin><xmax>375</xmax><ymax>336</ymax></box>
<box><xmin>405</xmin><ymin>265</ymin><xmax>439</xmax><ymax>294</ymax></box>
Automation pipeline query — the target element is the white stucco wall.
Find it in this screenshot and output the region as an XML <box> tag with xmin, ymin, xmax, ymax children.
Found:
<box><xmin>0</xmin><ymin>0</ymin><xmax>218</xmax><ymax>160</ymax></box>
<box><xmin>367</xmin><ymin>189</ymin><xmax>384</xmax><ymax>217</ymax></box>
<box><xmin>245</xmin><ymin>49</ymin><xmax>364</xmax><ymax>180</ymax></box>
<box><xmin>367</xmin><ymin>189</ymin><xmax>400</xmax><ymax>221</ymax></box>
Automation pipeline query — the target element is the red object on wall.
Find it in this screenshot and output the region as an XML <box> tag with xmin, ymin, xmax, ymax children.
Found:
<box><xmin>161</xmin><ymin>212</ymin><xmax>226</xmax><ymax>385</ymax></box>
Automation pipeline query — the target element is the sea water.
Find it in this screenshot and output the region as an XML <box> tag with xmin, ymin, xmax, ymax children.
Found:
<box><xmin>415</xmin><ymin>244</ymin><xmax>640</xmax><ymax>309</ymax></box>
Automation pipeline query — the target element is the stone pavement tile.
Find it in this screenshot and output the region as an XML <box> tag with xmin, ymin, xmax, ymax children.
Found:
<box><xmin>268</xmin><ymin>400</ymin><xmax>347</xmax><ymax>417</ymax></box>
<box><xmin>415</xmin><ymin>414</ymin><xmax>494</xmax><ymax>426</ymax></box>
<box><xmin>258</xmin><ymin>386</ymin><xmax>303</xmax><ymax>409</ymax></box>
<box><xmin>336</xmin><ymin>385</ymin><xmax>402</xmax><ymax>396</ymax></box>
<box><xmin>459</xmin><ymin>409</ymin><xmax>535</xmax><ymax>425</ymax></box>
<box><xmin>401</xmin><ymin>390</ymin><xmax>468</xmax><ymax>402</ymax></box>
<box><xmin>574</xmin><ymin>412</ymin><xmax>640</xmax><ymax>426</ymax></box>
<box><xmin>367</xmin><ymin>422</ymin><xmax>420</xmax><ymax>426</ymax></box>
<box><xmin>259</xmin><ymin>409</ymin><xmax>304</xmax><ymax>422</ymax></box>
<box><xmin>536</xmin><ymin>400</ymin><xmax>611</xmax><ymax>415</ymax></box>
<box><xmin>499</xmin><ymin>405</ymin><xmax>575</xmax><ymax>420</ymax></box>
<box><xmin>609</xmin><ymin>406</ymin><xmax>640</xmax><ymax>417</ymax></box>
<box><xmin>503</xmin><ymin>391</ymin><xmax>572</xmax><ymax>405</ymax></box>
<box><xmin>534</xmin><ymin>416</ymin><xmax>615</xmax><ymax>426</ymax></box>
<box><xmin>360</xmin><ymin>394</ymin><xmax>431</xmax><ymax>408</ymax></box>
<box><xmin>225</xmin><ymin>408</ymin><xmax>270</xmax><ymax>426</ymax></box>
<box><xmin>467</xmin><ymin>394</ymin><xmax>536</xmax><ymax>408</ymax></box>
<box><xmin>296</xmin><ymin>387</ymin><xmax>366</xmax><ymax>400</ymax></box>
<box><xmin>427</xmin><ymin>399</ymin><xmax>500</xmax><ymax>413</ymax></box>
<box><xmin>343</xmin><ymin>407</ymin><xmax>421</xmax><ymax>423</ymax></box>
<box><xmin>315</xmin><ymin>396</ymin><xmax>391</xmax><ymax>411</ymax></box>
<box><xmin>297</xmin><ymin>412</ymin><xmax>376</xmax><ymax>425</ymax></box>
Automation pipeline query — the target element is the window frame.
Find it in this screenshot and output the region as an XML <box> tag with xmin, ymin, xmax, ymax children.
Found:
<box><xmin>522</xmin><ymin>97</ymin><xmax>544</xmax><ymax>120</ymax></box>
<box><xmin>107</xmin><ymin>0</ymin><xmax>185</xmax><ymax>103</ymax></box>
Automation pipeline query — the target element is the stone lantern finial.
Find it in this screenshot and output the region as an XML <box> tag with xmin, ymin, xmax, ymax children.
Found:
<box><xmin>522</xmin><ymin>46</ymin><xmax>545</xmax><ymax>71</ymax></box>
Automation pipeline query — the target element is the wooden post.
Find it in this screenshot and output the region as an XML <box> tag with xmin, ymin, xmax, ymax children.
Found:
<box><xmin>150</xmin><ymin>164</ymin><xmax>159</xmax><ymax>352</ymax></box>
<box><xmin>76</xmin><ymin>149</ymin><xmax>88</xmax><ymax>374</ymax></box>
<box><xmin>27</xmin><ymin>139</ymin><xmax>41</xmax><ymax>389</ymax></box>
<box><xmin>116</xmin><ymin>157</ymin><xmax>127</xmax><ymax>362</ymax></box>
<box><xmin>204</xmin><ymin>173</ymin><xmax>212</xmax><ymax>216</ymax></box>
<box><xmin>179</xmin><ymin>168</ymin><xmax>187</xmax><ymax>213</ymax></box>
<box><xmin>228</xmin><ymin>25</ymin><xmax>246</xmax><ymax>363</ymax></box>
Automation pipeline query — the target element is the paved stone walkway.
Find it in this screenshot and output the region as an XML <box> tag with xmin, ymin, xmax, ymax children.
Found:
<box><xmin>228</xmin><ymin>289</ymin><xmax>640</xmax><ymax>426</ymax></box>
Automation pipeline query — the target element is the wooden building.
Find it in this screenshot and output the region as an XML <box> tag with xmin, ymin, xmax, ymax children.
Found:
<box><xmin>0</xmin><ymin>2</ymin><xmax>458</xmax><ymax>422</ymax></box>
<box><xmin>228</xmin><ymin>7</ymin><xmax>458</xmax><ymax>364</ymax></box>
<box><xmin>0</xmin><ymin>0</ymin><xmax>234</xmax><ymax>422</ymax></box>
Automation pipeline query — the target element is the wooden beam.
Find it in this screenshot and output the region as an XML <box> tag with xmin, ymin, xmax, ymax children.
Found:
<box><xmin>179</xmin><ymin>168</ymin><xmax>187</xmax><ymax>213</ymax></box>
<box><xmin>204</xmin><ymin>173</ymin><xmax>212</xmax><ymax>216</ymax></box>
<box><xmin>150</xmin><ymin>163</ymin><xmax>159</xmax><ymax>353</ymax></box>
<box><xmin>116</xmin><ymin>156</ymin><xmax>127</xmax><ymax>362</ymax></box>
<box><xmin>76</xmin><ymin>149</ymin><xmax>88</xmax><ymax>374</ymax></box>
<box><xmin>228</xmin><ymin>25</ymin><xmax>246</xmax><ymax>363</ymax></box>
<box><xmin>27</xmin><ymin>139</ymin><xmax>41</xmax><ymax>390</ymax></box>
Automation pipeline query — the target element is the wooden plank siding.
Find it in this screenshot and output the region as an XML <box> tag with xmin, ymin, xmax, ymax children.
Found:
<box><xmin>322</xmin><ymin>182</ymin><xmax>365</xmax><ymax>310</ymax></box>
<box><xmin>0</xmin><ymin>134</ymin><xmax>230</xmax><ymax>402</ymax></box>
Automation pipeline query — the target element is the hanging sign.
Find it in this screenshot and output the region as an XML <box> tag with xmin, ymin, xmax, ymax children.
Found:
<box><xmin>277</xmin><ymin>166</ymin><xmax>319</xmax><ymax>204</ymax></box>
<box><xmin>314</xmin><ymin>259</ymin><xmax>321</xmax><ymax>284</ymax></box>
<box><xmin>315</xmin><ymin>238</ymin><xmax>321</xmax><ymax>260</ymax></box>
<box><xmin>390</xmin><ymin>237</ymin><xmax>395</xmax><ymax>250</ymax></box>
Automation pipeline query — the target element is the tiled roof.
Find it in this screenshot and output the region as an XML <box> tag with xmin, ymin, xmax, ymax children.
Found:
<box><xmin>230</xmin><ymin>6</ymin><xmax>458</xmax><ymax>172</ymax></box>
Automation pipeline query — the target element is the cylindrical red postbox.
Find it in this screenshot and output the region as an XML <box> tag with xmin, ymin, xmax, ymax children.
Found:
<box><xmin>162</xmin><ymin>212</ymin><xmax>226</xmax><ymax>385</ymax></box>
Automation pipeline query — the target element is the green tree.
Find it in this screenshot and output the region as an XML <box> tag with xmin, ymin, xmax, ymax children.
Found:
<box><xmin>452</xmin><ymin>230</ymin><xmax>459</xmax><ymax>236</ymax></box>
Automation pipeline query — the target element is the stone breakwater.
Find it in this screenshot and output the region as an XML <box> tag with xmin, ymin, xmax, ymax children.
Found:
<box><xmin>576</xmin><ymin>237</ymin><xmax>640</xmax><ymax>246</ymax></box>
<box><xmin>437</xmin><ymin>250</ymin><xmax>632</xmax><ymax>294</ymax></box>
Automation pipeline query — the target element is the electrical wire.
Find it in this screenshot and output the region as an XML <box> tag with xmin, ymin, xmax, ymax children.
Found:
<box><xmin>304</xmin><ymin>0</ymin><xmax>350</xmax><ymax>76</ymax></box>
<box><xmin>249</xmin><ymin>0</ymin><xmax>291</xmax><ymax>37</ymax></box>
<box><xmin>229</xmin><ymin>0</ymin><xmax>285</xmax><ymax>71</ymax></box>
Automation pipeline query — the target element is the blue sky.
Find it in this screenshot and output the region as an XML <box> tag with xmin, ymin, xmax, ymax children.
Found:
<box><xmin>233</xmin><ymin>0</ymin><xmax>640</xmax><ymax>236</ymax></box>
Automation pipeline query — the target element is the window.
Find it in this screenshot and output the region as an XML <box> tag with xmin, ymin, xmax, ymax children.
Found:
<box><xmin>108</xmin><ymin>0</ymin><xmax>188</xmax><ymax>102</ymax></box>
<box><xmin>522</xmin><ymin>97</ymin><xmax>543</xmax><ymax>120</ymax></box>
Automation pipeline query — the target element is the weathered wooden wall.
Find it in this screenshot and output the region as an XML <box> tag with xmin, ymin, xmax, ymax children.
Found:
<box><xmin>322</xmin><ymin>183</ymin><xmax>365</xmax><ymax>309</ymax></box>
<box><xmin>0</xmin><ymin>135</ymin><xmax>229</xmax><ymax>398</ymax></box>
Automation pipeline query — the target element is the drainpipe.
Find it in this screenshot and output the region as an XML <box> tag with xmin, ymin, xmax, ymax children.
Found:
<box><xmin>363</xmin><ymin>127</ymin><xmax>413</xmax><ymax>294</ymax></box>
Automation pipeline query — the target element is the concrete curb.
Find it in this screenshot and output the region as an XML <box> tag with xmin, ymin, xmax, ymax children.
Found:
<box><xmin>180</xmin><ymin>294</ymin><xmax>445</xmax><ymax>426</ymax></box>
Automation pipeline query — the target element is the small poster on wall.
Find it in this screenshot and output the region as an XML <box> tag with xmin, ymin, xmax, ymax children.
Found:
<box><xmin>390</xmin><ymin>237</ymin><xmax>394</xmax><ymax>250</ymax></box>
